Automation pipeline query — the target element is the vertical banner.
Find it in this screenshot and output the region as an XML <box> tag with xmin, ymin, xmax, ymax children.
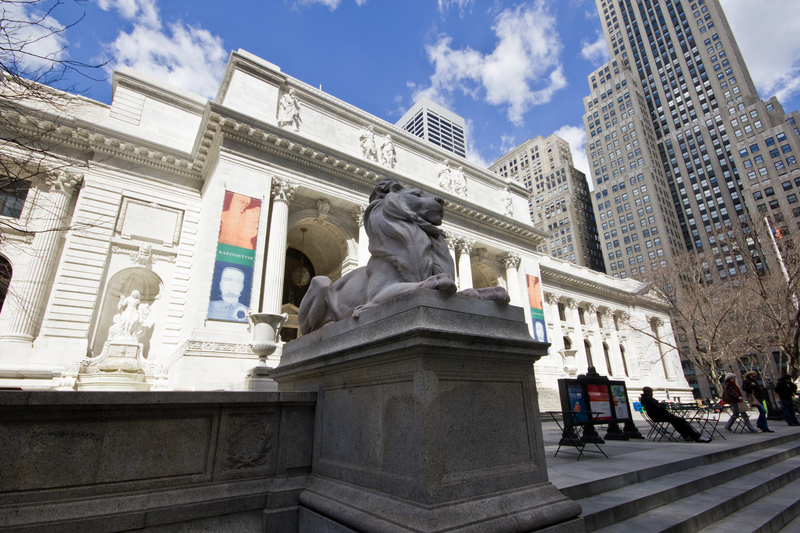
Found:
<box><xmin>526</xmin><ymin>274</ymin><xmax>548</xmax><ymax>343</ymax></box>
<box><xmin>207</xmin><ymin>191</ymin><xmax>262</xmax><ymax>322</ymax></box>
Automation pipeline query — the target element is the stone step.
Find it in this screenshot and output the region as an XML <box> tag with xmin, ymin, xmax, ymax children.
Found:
<box><xmin>698</xmin><ymin>476</ymin><xmax>800</xmax><ymax>533</ymax></box>
<box><xmin>778</xmin><ymin>503</ymin><xmax>800</xmax><ymax>532</ymax></box>
<box><xmin>580</xmin><ymin>441</ymin><xmax>800</xmax><ymax>532</ymax></box>
<box><xmin>557</xmin><ymin>432</ymin><xmax>800</xmax><ymax>501</ymax></box>
<box><xmin>590</xmin><ymin>454</ymin><xmax>800</xmax><ymax>533</ymax></box>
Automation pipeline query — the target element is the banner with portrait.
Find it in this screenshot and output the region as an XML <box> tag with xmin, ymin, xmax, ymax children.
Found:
<box><xmin>526</xmin><ymin>274</ymin><xmax>548</xmax><ymax>343</ymax></box>
<box><xmin>207</xmin><ymin>191</ymin><xmax>262</xmax><ymax>322</ymax></box>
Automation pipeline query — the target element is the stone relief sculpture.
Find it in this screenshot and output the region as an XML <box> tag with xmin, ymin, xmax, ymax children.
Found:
<box><xmin>106</xmin><ymin>290</ymin><xmax>151</xmax><ymax>342</ymax></box>
<box><xmin>437</xmin><ymin>160</ymin><xmax>466</xmax><ymax>197</ymax></box>
<box><xmin>359</xmin><ymin>125</ymin><xmax>378</xmax><ymax>162</ymax></box>
<box><xmin>503</xmin><ymin>187</ymin><xmax>513</xmax><ymax>217</ymax></box>
<box><xmin>438</xmin><ymin>159</ymin><xmax>452</xmax><ymax>191</ymax></box>
<box><xmin>380</xmin><ymin>134</ymin><xmax>396</xmax><ymax>168</ymax></box>
<box><xmin>453</xmin><ymin>166</ymin><xmax>466</xmax><ymax>197</ymax></box>
<box><xmin>277</xmin><ymin>88</ymin><xmax>301</xmax><ymax>131</ymax></box>
<box><xmin>298</xmin><ymin>177</ymin><xmax>510</xmax><ymax>334</ymax></box>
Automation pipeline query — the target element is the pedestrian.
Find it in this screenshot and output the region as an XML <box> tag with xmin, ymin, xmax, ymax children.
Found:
<box><xmin>742</xmin><ymin>371</ymin><xmax>773</xmax><ymax>433</ymax></box>
<box><xmin>722</xmin><ymin>373</ymin><xmax>758</xmax><ymax>433</ymax></box>
<box><xmin>774</xmin><ymin>375</ymin><xmax>800</xmax><ymax>426</ymax></box>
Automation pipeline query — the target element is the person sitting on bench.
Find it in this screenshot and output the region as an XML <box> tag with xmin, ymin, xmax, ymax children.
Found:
<box><xmin>640</xmin><ymin>387</ymin><xmax>712</xmax><ymax>443</ymax></box>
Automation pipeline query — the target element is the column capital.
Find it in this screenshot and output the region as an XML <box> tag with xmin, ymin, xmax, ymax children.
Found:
<box><xmin>352</xmin><ymin>204</ymin><xmax>366</xmax><ymax>227</ymax></box>
<box><xmin>566</xmin><ymin>298</ymin><xmax>580</xmax><ymax>310</ymax></box>
<box><xmin>544</xmin><ymin>292</ymin><xmax>561</xmax><ymax>305</ymax></box>
<box><xmin>44</xmin><ymin>171</ymin><xmax>82</xmax><ymax>195</ymax></box>
<box><xmin>501</xmin><ymin>252</ymin><xmax>521</xmax><ymax>269</ymax></box>
<box><xmin>586</xmin><ymin>303</ymin><xmax>599</xmax><ymax>314</ymax></box>
<box><xmin>457</xmin><ymin>237</ymin><xmax>474</xmax><ymax>255</ymax></box>
<box><xmin>444</xmin><ymin>231</ymin><xmax>457</xmax><ymax>250</ymax></box>
<box><xmin>271</xmin><ymin>176</ymin><xmax>296</xmax><ymax>204</ymax></box>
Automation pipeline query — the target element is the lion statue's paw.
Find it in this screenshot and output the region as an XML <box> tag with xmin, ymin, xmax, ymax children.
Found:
<box><xmin>421</xmin><ymin>273</ymin><xmax>457</xmax><ymax>295</ymax></box>
<box><xmin>458</xmin><ymin>286</ymin><xmax>511</xmax><ymax>305</ymax></box>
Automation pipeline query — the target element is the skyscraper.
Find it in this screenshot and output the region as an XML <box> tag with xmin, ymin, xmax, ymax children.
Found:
<box><xmin>396</xmin><ymin>97</ymin><xmax>467</xmax><ymax>158</ymax></box>
<box><xmin>584</xmin><ymin>0</ymin><xmax>800</xmax><ymax>283</ymax></box>
<box><xmin>489</xmin><ymin>134</ymin><xmax>605</xmax><ymax>271</ymax></box>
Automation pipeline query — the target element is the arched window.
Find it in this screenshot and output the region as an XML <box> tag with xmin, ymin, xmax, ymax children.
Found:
<box><xmin>0</xmin><ymin>255</ymin><xmax>10</xmax><ymax>314</ymax></box>
<box><xmin>620</xmin><ymin>346</ymin><xmax>629</xmax><ymax>376</ymax></box>
<box><xmin>584</xmin><ymin>339</ymin><xmax>594</xmax><ymax>367</ymax></box>
<box><xmin>563</xmin><ymin>336</ymin><xmax>572</xmax><ymax>350</ymax></box>
<box><xmin>603</xmin><ymin>342</ymin><xmax>613</xmax><ymax>375</ymax></box>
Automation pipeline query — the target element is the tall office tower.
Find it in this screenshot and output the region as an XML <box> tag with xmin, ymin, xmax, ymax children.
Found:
<box><xmin>489</xmin><ymin>134</ymin><xmax>606</xmax><ymax>272</ymax></box>
<box><xmin>585</xmin><ymin>0</ymin><xmax>800</xmax><ymax>283</ymax></box>
<box><xmin>396</xmin><ymin>97</ymin><xmax>467</xmax><ymax>158</ymax></box>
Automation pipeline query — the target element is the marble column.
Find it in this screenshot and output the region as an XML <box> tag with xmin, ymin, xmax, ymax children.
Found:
<box><xmin>545</xmin><ymin>292</ymin><xmax>571</xmax><ymax>372</ymax></box>
<box><xmin>501</xmin><ymin>252</ymin><xmax>521</xmax><ymax>306</ymax></box>
<box><xmin>567</xmin><ymin>299</ymin><xmax>587</xmax><ymax>371</ymax></box>
<box><xmin>353</xmin><ymin>204</ymin><xmax>369</xmax><ymax>267</ymax></box>
<box><xmin>261</xmin><ymin>177</ymin><xmax>296</xmax><ymax>315</ymax></box>
<box><xmin>585</xmin><ymin>303</ymin><xmax>602</xmax><ymax>370</ymax></box>
<box><xmin>1</xmin><ymin>171</ymin><xmax>82</xmax><ymax>343</ymax></box>
<box><xmin>604</xmin><ymin>310</ymin><xmax>624</xmax><ymax>377</ymax></box>
<box><xmin>444</xmin><ymin>231</ymin><xmax>458</xmax><ymax>285</ymax></box>
<box><xmin>652</xmin><ymin>317</ymin><xmax>675</xmax><ymax>380</ymax></box>
<box><xmin>457</xmin><ymin>237</ymin><xmax>474</xmax><ymax>290</ymax></box>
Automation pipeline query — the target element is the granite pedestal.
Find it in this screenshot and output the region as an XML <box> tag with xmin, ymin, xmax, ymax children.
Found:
<box><xmin>270</xmin><ymin>290</ymin><xmax>585</xmax><ymax>533</ymax></box>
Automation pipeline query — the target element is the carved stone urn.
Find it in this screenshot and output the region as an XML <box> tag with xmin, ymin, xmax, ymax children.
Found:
<box><xmin>246</xmin><ymin>311</ymin><xmax>288</xmax><ymax>366</ymax></box>
<box><xmin>559</xmin><ymin>348</ymin><xmax>579</xmax><ymax>376</ymax></box>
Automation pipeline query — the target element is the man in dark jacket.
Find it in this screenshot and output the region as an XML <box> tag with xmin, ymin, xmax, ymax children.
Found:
<box><xmin>774</xmin><ymin>375</ymin><xmax>800</xmax><ymax>426</ymax></box>
<box><xmin>640</xmin><ymin>387</ymin><xmax>712</xmax><ymax>442</ymax></box>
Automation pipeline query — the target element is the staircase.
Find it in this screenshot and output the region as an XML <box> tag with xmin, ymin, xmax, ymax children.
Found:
<box><xmin>554</xmin><ymin>432</ymin><xmax>800</xmax><ymax>533</ymax></box>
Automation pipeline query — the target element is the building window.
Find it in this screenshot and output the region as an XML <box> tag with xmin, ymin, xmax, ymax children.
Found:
<box><xmin>0</xmin><ymin>179</ymin><xmax>29</xmax><ymax>219</ymax></box>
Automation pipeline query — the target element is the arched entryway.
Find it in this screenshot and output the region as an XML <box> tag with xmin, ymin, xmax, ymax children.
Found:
<box><xmin>0</xmin><ymin>255</ymin><xmax>10</xmax><ymax>315</ymax></box>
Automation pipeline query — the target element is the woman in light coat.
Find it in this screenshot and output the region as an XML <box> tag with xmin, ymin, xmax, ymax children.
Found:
<box><xmin>723</xmin><ymin>373</ymin><xmax>758</xmax><ymax>433</ymax></box>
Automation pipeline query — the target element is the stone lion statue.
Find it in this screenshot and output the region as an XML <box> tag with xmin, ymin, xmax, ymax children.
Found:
<box><xmin>298</xmin><ymin>178</ymin><xmax>510</xmax><ymax>334</ymax></box>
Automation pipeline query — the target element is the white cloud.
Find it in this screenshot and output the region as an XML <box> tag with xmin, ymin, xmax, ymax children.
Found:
<box><xmin>1</xmin><ymin>1</ymin><xmax>69</xmax><ymax>76</ymax></box>
<box><xmin>293</xmin><ymin>0</ymin><xmax>368</xmax><ymax>9</ymax></box>
<box><xmin>465</xmin><ymin>119</ymin><xmax>490</xmax><ymax>168</ymax></box>
<box><xmin>499</xmin><ymin>134</ymin><xmax>517</xmax><ymax>153</ymax></box>
<box><xmin>96</xmin><ymin>0</ymin><xmax>159</xmax><ymax>28</ymax></box>
<box><xmin>98</xmin><ymin>0</ymin><xmax>227</xmax><ymax>99</ymax></box>
<box><xmin>720</xmin><ymin>0</ymin><xmax>800</xmax><ymax>103</ymax></box>
<box><xmin>581</xmin><ymin>32</ymin><xmax>609</xmax><ymax>65</ymax></box>
<box><xmin>414</xmin><ymin>0</ymin><xmax>566</xmax><ymax>126</ymax></box>
<box><xmin>553</xmin><ymin>125</ymin><xmax>589</xmax><ymax>180</ymax></box>
<box><xmin>438</xmin><ymin>0</ymin><xmax>473</xmax><ymax>16</ymax></box>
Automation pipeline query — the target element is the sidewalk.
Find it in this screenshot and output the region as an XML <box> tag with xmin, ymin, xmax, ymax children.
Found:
<box><xmin>543</xmin><ymin>411</ymin><xmax>800</xmax><ymax>493</ymax></box>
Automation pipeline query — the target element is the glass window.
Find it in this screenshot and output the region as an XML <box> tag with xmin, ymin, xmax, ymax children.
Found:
<box><xmin>0</xmin><ymin>179</ymin><xmax>28</xmax><ymax>219</ymax></box>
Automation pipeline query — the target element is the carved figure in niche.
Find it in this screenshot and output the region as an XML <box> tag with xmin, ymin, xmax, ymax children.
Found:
<box><xmin>503</xmin><ymin>187</ymin><xmax>513</xmax><ymax>216</ymax></box>
<box><xmin>360</xmin><ymin>125</ymin><xmax>378</xmax><ymax>162</ymax></box>
<box><xmin>208</xmin><ymin>266</ymin><xmax>249</xmax><ymax>321</ymax></box>
<box><xmin>453</xmin><ymin>166</ymin><xmax>466</xmax><ymax>197</ymax></box>
<box><xmin>107</xmin><ymin>290</ymin><xmax>151</xmax><ymax>342</ymax></box>
<box><xmin>380</xmin><ymin>134</ymin><xmax>396</xmax><ymax>168</ymax></box>
<box><xmin>277</xmin><ymin>89</ymin><xmax>301</xmax><ymax>131</ymax></box>
<box><xmin>298</xmin><ymin>178</ymin><xmax>510</xmax><ymax>334</ymax></box>
<box><xmin>438</xmin><ymin>159</ymin><xmax>452</xmax><ymax>191</ymax></box>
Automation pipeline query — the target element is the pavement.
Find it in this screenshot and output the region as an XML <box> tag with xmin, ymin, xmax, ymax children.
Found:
<box><xmin>542</xmin><ymin>411</ymin><xmax>800</xmax><ymax>495</ymax></box>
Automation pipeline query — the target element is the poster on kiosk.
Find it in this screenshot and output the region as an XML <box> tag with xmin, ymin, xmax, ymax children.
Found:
<box><xmin>557</xmin><ymin>378</ymin><xmax>633</xmax><ymax>428</ymax></box>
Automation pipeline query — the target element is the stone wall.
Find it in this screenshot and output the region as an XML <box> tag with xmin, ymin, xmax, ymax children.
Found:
<box><xmin>0</xmin><ymin>391</ymin><xmax>315</xmax><ymax>532</ymax></box>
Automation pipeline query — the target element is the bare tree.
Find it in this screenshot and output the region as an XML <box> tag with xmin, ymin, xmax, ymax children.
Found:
<box><xmin>0</xmin><ymin>0</ymin><xmax>106</xmax><ymax>319</ymax></box>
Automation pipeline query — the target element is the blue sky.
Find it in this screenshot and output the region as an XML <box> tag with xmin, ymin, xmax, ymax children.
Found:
<box><xmin>18</xmin><ymin>0</ymin><xmax>800</xmax><ymax>175</ymax></box>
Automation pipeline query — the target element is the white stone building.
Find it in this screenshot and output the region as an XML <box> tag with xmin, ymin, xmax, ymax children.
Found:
<box><xmin>0</xmin><ymin>49</ymin><xmax>690</xmax><ymax>404</ymax></box>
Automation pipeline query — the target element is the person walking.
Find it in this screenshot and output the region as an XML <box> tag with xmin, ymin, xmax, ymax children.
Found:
<box><xmin>774</xmin><ymin>375</ymin><xmax>800</xmax><ymax>426</ymax></box>
<box><xmin>742</xmin><ymin>371</ymin><xmax>773</xmax><ymax>433</ymax></box>
<box><xmin>722</xmin><ymin>373</ymin><xmax>758</xmax><ymax>433</ymax></box>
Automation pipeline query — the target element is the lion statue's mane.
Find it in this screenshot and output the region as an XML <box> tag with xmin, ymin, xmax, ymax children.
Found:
<box><xmin>298</xmin><ymin>178</ymin><xmax>509</xmax><ymax>335</ymax></box>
